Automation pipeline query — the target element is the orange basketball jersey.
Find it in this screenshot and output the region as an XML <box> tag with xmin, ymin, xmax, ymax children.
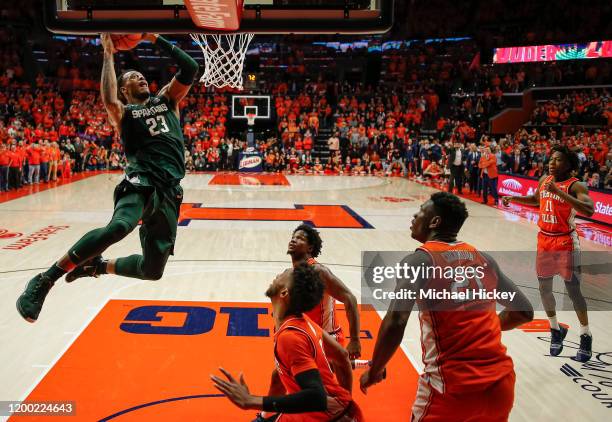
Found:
<box><xmin>538</xmin><ymin>175</ymin><xmax>579</xmax><ymax>235</ymax></box>
<box><xmin>304</xmin><ymin>258</ymin><xmax>342</xmax><ymax>337</ymax></box>
<box><xmin>416</xmin><ymin>240</ymin><xmax>514</xmax><ymax>394</ymax></box>
<box><xmin>273</xmin><ymin>316</ymin><xmax>361</xmax><ymax>422</ymax></box>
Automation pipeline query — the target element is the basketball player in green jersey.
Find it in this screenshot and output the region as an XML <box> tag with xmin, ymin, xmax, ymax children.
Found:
<box><xmin>17</xmin><ymin>33</ymin><xmax>199</xmax><ymax>322</ymax></box>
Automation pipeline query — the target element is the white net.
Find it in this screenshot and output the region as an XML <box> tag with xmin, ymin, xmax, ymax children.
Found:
<box><xmin>190</xmin><ymin>33</ymin><xmax>254</xmax><ymax>90</ymax></box>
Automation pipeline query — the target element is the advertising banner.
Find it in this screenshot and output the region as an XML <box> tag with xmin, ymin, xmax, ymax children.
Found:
<box><xmin>238</xmin><ymin>150</ymin><xmax>263</xmax><ymax>172</ymax></box>
<box><xmin>493</xmin><ymin>41</ymin><xmax>612</xmax><ymax>64</ymax></box>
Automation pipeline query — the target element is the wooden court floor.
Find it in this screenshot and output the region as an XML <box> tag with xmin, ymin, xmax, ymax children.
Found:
<box><xmin>0</xmin><ymin>173</ymin><xmax>610</xmax><ymax>421</ymax></box>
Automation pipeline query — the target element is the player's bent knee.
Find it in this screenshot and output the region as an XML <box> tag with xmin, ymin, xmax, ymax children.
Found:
<box><xmin>106</xmin><ymin>219</ymin><xmax>136</xmax><ymax>242</ymax></box>
<box><xmin>141</xmin><ymin>265</ymin><xmax>165</xmax><ymax>281</ymax></box>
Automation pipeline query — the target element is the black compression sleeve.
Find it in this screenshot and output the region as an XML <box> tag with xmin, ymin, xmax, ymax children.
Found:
<box><xmin>154</xmin><ymin>36</ymin><xmax>199</xmax><ymax>86</ymax></box>
<box><xmin>262</xmin><ymin>369</ymin><xmax>327</xmax><ymax>414</ymax></box>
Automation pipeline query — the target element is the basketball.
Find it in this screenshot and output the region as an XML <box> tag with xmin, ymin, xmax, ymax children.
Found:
<box><xmin>110</xmin><ymin>34</ymin><xmax>143</xmax><ymax>51</ymax></box>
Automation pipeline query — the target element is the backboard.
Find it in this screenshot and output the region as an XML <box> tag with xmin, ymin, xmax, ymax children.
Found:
<box><xmin>46</xmin><ymin>1</ymin><xmax>394</xmax><ymax>35</ymax></box>
<box><xmin>231</xmin><ymin>95</ymin><xmax>271</xmax><ymax>120</ymax></box>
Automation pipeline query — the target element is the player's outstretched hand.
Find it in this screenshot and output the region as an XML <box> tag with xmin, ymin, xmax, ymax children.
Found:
<box><xmin>501</xmin><ymin>196</ymin><xmax>512</xmax><ymax>207</ymax></box>
<box><xmin>347</xmin><ymin>339</ymin><xmax>362</xmax><ymax>360</ymax></box>
<box><xmin>211</xmin><ymin>367</ymin><xmax>257</xmax><ymax>410</ymax></box>
<box><xmin>359</xmin><ymin>368</ymin><xmax>385</xmax><ymax>394</ymax></box>
<box><xmin>100</xmin><ymin>33</ymin><xmax>115</xmax><ymax>54</ymax></box>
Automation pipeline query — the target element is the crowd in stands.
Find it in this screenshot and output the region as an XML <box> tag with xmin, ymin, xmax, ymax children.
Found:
<box><xmin>1</xmin><ymin>76</ymin><xmax>610</xmax><ymax>195</ymax></box>
<box><xmin>530</xmin><ymin>89</ymin><xmax>611</xmax><ymax>127</ymax></box>
<box><xmin>1</xmin><ymin>23</ymin><xmax>611</xmax><ymax>194</ymax></box>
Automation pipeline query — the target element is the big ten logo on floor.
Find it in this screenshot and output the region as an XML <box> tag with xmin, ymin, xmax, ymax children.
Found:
<box><xmin>119</xmin><ymin>304</ymin><xmax>373</xmax><ymax>339</ymax></box>
<box><xmin>120</xmin><ymin>305</ymin><xmax>271</xmax><ymax>337</ymax></box>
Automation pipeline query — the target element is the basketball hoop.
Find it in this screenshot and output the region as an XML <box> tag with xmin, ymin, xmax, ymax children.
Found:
<box><xmin>247</xmin><ymin>113</ymin><xmax>256</xmax><ymax>126</ymax></box>
<box><xmin>190</xmin><ymin>33</ymin><xmax>254</xmax><ymax>90</ymax></box>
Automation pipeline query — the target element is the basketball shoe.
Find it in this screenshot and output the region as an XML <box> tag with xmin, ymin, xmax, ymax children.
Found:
<box><xmin>16</xmin><ymin>273</ymin><xmax>55</xmax><ymax>322</ymax></box>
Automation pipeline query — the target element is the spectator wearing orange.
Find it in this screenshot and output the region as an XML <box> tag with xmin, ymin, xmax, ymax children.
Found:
<box><xmin>303</xmin><ymin>132</ymin><xmax>313</xmax><ymax>153</ymax></box>
<box><xmin>264</xmin><ymin>150</ymin><xmax>276</xmax><ymax>173</ymax></box>
<box><xmin>423</xmin><ymin>161</ymin><xmax>443</xmax><ymax>179</ymax></box>
<box><xmin>27</xmin><ymin>142</ymin><xmax>41</xmax><ymax>184</ymax></box>
<box><xmin>48</xmin><ymin>142</ymin><xmax>60</xmax><ymax>181</ymax></box>
<box><xmin>478</xmin><ymin>146</ymin><xmax>499</xmax><ymax>205</ymax></box>
<box><xmin>16</xmin><ymin>141</ymin><xmax>26</xmax><ymax>188</ymax></box>
<box><xmin>206</xmin><ymin>148</ymin><xmax>220</xmax><ymax>171</ymax></box>
<box><xmin>547</xmin><ymin>105</ymin><xmax>560</xmax><ymax>125</ymax></box>
<box><xmin>8</xmin><ymin>144</ymin><xmax>21</xmax><ymax>189</ymax></box>
<box><xmin>40</xmin><ymin>141</ymin><xmax>52</xmax><ymax>182</ymax></box>
<box><xmin>61</xmin><ymin>152</ymin><xmax>72</xmax><ymax>179</ymax></box>
<box><xmin>0</xmin><ymin>143</ymin><xmax>9</xmax><ymax>191</ymax></box>
<box><xmin>593</xmin><ymin>143</ymin><xmax>608</xmax><ymax>166</ymax></box>
<box><xmin>308</xmin><ymin>112</ymin><xmax>319</xmax><ymax>133</ymax></box>
<box><xmin>342</xmin><ymin>156</ymin><xmax>353</xmax><ymax>175</ymax></box>
<box><xmin>353</xmin><ymin>158</ymin><xmax>365</xmax><ymax>176</ymax></box>
<box><xmin>313</xmin><ymin>157</ymin><xmax>324</xmax><ymax>175</ymax></box>
<box><xmin>294</xmin><ymin>136</ymin><xmax>304</xmax><ymax>155</ymax></box>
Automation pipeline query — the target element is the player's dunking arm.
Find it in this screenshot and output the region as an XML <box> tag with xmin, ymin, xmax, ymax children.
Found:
<box><xmin>144</xmin><ymin>34</ymin><xmax>199</xmax><ymax>116</ymax></box>
<box><xmin>315</xmin><ymin>264</ymin><xmax>362</xmax><ymax>359</ymax></box>
<box><xmin>100</xmin><ymin>34</ymin><xmax>125</xmax><ymax>131</ymax></box>
<box><xmin>360</xmin><ymin>250</ymin><xmax>430</xmax><ymax>393</ymax></box>
<box><xmin>481</xmin><ymin>252</ymin><xmax>534</xmax><ymax>331</ymax></box>
<box><xmin>502</xmin><ymin>175</ymin><xmax>546</xmax><ymax>207</ymax></box>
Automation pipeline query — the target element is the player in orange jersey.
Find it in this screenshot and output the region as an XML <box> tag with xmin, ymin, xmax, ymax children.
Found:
<box><xmin>288</xmin><ymin>224</ymin><xmax>361</xmax><ymax>357</ymax></box>
<box><xmin>361</xmin><ymin>192</ymin><xmax>533</xmax><ymax>421</ymax></box>
<box><xmin>502</xmin><ymin>145</ymin><xmax>595</xmax><ymax>361</ymax></box>
<box><xmin>258</xmin><ymin>224</ymin><xmax>362</xmax><ymax>420</ymax></box>
<box><xmin>212</xmin><ymin>264</ymin><xmax>363</xmax><ymax>422</ymax></box>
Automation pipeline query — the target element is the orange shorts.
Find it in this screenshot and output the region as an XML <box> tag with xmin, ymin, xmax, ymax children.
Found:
<box><xmin>412</xmin><ymin>371</ymin><xmax>515</xmax><ymax>422</ymax></box>
<box><xmin>536</xmin><ymin>231</ymin><xmax>580</xmax><ymax>281</ymax></box>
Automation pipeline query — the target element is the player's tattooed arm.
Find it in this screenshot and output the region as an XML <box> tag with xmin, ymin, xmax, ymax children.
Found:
<box><xmin>502</xmin><ymin>175</ymin><xmax>545</xmax><ymax>207</ymax></box>
<box><xmin>318</xmin><ymin>265</ymin><xmax>362</xmax><ymax>359</ymax></box>
<box><xmin>100</xmin><ymin>34</ymin><xmax>124</xmax><ymax>130</ymax></box>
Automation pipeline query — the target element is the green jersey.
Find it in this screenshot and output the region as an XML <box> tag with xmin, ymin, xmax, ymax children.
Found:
<box><xmin>121</xmin><ymin>95</ymin><xmax>185</xmax><ymax>186</ymax></box>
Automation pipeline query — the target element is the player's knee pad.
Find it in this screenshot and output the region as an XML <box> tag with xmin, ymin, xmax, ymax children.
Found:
<box><xmin>105</xmin><ymin>219</ymin><xmax>135</xmax><ymax>243</ymax></box>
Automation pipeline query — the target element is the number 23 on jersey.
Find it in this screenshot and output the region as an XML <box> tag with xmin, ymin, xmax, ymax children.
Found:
<box><xmin>146</xmin><ymin>115</ymin><xmax>170</xmax><ymax>136</ymax></box>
